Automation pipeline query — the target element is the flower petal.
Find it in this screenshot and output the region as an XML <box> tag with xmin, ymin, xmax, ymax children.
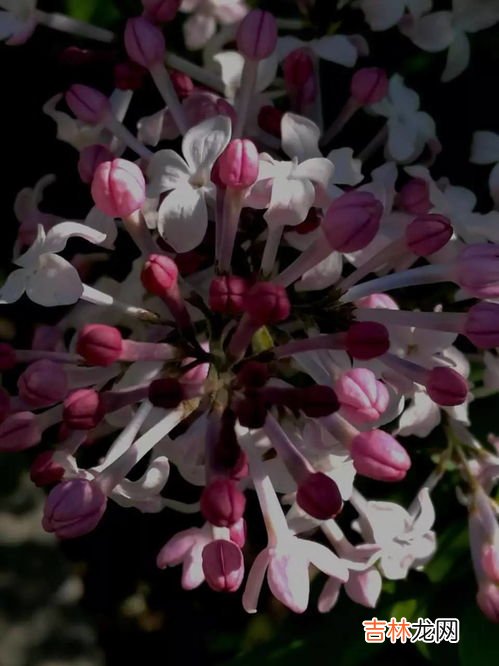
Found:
<box><xmin>242</xmin><ymin>549</ymin><xmax>270</xmax><ymax>613</ymax></box>
<box><xmin>183</xmin><ymin>13</ymin><xmax>216</xmax><ymax>51</ymax></box>
<box><xmin>43</xmin><ymin>221</ymin><xmax>107</xmax><ymax>254</ymax></box>
<box><xmin>360</xmin><ymin>0</ymin><xmax>405</xmax><ymax>31</ymax></box>
<box><xmin>327</xmin><ymin>148</ymin><xmax>363</xmax><ymax>185</ymax></box>
<box><xmin>397</xmin><ymin>392</ymin><xmax>441</xmax><ymax>438</ymax></box>
<box><xmin>157</xmin><ymin>184</ymin><xmax>208</xmax><ymax>253</ymax></box>
<box><xmin>313</xmin><ymin>35</ymin><xmax>358</xmax><ymax>66</ymax></box>
<box><xmin>293</xmin><ymin>158</ymin><xmax>334</xmax><ymax>189</ymax></box>
<box><xmin>281</xmin><ymin>113</ymin><xmax>321</xmax><ymax>162</ymax></box>
<box><xmin>471</xmin><ymin>131</ymin><xmax>499</xmax><ymax>164</ymax></box>
<box><xmin>0</xmin><ymin>268</ymin><xmax>28</xmax><ymax>304</ymax></box>
<box><xmin>182</xmin><ymin>115</ymin><xmax>232</xmax><ymax>175</ymax></box>
<box><xmin>300</xmin><ymin>540</ymin><xmax>350</xmax><ymax>582</ymax></box>
<box><xmin>26</xmin><ymin>254</ymin><xmax>83</xmax><ymax>306</ymax></box>
<box><xmin>147</xmin><ymin>149</ymin><xmax>191</xmax><ymax>196</ymax></box>
<box><xmin>401</xmin><ymin>11</ymin><xmax>455</xmax><ymax>52</ymax></box>
<box><xmin>441</xmin><ymin>31</ymin><xmax>470</xmax><ymax>82</ymax></box>
<box><xmin>267</xmin><ymin>548</ymin><xmax>310</xmax><ymax>613</ymax></box>
<box><xmin>318</xmin><ymin>577</ymin><xmax>342</xmax><ymax>612</ymax></box>
<box><xmin>264</xmin><ymin>177</ymin><xmax>315</xmax><ymax>227</ymax></box>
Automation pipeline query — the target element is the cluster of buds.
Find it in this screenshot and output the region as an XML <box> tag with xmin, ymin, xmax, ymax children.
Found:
<box><xmin>1</xmin><ymin>1</ymin><xmax>499</xmax><ymax>621</ymax></box>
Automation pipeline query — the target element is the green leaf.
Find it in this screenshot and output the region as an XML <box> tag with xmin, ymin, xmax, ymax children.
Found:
<box><xmin>425</xmin><ymin>522</ymin><xmax>469</xmax><ymax>583</ymax></box>
<box><xmin>459</xmin><ymin>604</ymin><xmax>499</xmax><ymax>666</ymax></box>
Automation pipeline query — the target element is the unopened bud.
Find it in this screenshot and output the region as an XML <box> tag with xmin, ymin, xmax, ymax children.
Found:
<box><xmin>66</xmin><ymin>84</ymin><xmax>110</xmax><ymax>124</ymax></box>
<box><xmin>236</xmin><ymin>10</ymin><xmax>277</xmax><ymax>61</ymax></box>
<box><xmin>350</xmin><ymin>430</ymin><xmax>411</xmax><ymax>482</ymax></box>
<box><xmin>209</xmin><ymin>275</ymin><xmax>250</xmax><ymax>315</ymax></box>
<box><xmin>77</xmin><ymin>324</ymin><xmax>123</xmax><ymax>366</ymax></box>
<box><xmin>202</xmin><ymin>539</ymin><xmax>244</xmax><ymax>592</ymax></box>
<box><xmin>200</xmin><ymin>478</ymin><xmax>246</xmax><ymax>527</ymax></box>
<box><xmin>323</xmin><ymin>191</ymin><xmax>383</xmax><ymax>253</ymax></box>
<box><xmin>345</xmin><ymin>322</ymin><xmax>390</xmax><ymax>360</ymax></box>
<box><xmin>297</xmin><ymin>471</ymin><xmax>343</xmax><ymax>520</ymax></box>
<box><xmin>124</xmin><ymin>16</ymin><xmax>166</xmax><ymax>69</ymax></box>
<box><xmin>91</xmin><ymin>159</ymin><xmax>146</xmax><ymax>218</ymax></box>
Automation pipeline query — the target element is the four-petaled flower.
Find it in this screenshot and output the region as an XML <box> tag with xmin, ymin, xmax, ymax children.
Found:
<box><xmin>148</xmin><ymin>115</ymin><xmax>232</xmax><ymax>252</ymax></box>
<box><xmin>0</xmin><ymin>223</ymin><xmax>106</xmax><ymax>306</ymax></box>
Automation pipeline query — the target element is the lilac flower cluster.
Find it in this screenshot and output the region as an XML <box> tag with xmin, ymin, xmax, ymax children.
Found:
<box><xmin>1</xmin><ymin>0</ymin><xmax>499</xmax><ymax>620</ymax></box>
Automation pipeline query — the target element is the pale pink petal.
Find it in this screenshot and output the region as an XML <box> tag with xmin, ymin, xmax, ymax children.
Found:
<box><xmin>242</xmin><ymin>549</ymin><xmax>270</xmax><ymax>613</ymax></box>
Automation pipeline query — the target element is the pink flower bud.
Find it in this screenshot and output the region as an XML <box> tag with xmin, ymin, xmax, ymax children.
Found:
<box><xmin>335</xmin><ymin>368</ymin><xmax>389</xmax><ymax>425</ymax></box>
<box><xmin>350</xmin><ymin>430</ymin><xmax>411</xmax><ymax>482</ymax></box>
<box><xmin>283</xmin><ymin>48</ymin><xmax>317</xmax><ymax>106</ymax></box>
<box><xmin>78</xmin><ymin>145</ymin><xmax>115</xmax><ymax>184</ymax></box>
<box><xmin>426</xmin><ymin>367</ymin><xmax>468</xmax><ymax>406</ymax></box>
<box><xmin>300</xmin><ymin>385</ymin><xmax>340</xmax><ymax>417</ymax></box>
<box><xmin>236</xmin><ymin>9</ymin><xmax>277</xmax><ymax>61</ymax></box>
<box><xmin>200</xmin><ymin>478</ymin><xmax>246</xmax><ymax>527</ymax></box>
<box><xmin>42</xmin><ymin>478</ymin><xmax>107</xmax><ymax>539</ymax></box>
<box><xmin>30</xmin><ymin>451</ymin><xmax>65</xmax><ymax>487</ymax></box>
<box><xmin>114</xmin><ymin>61</ymin><xmax>147</xmax><ymax>91</ymax></box>
<box><xmin>296</xmin><ymin>471</ymin><xmax>343</xmax><ymax>520</ymax></box>
<box><xmin>405</xmin><ymin>213</ymin><xmax>452</xmax><ymax>256</ymax></box>
<box><xmin>0</xmin><ymin>388</ymin><xmax>10</xmax><ymax>422</ymax></box>
<box><xmin>258</xmin><ymin>105</ymin><xmax>283</xmax><ymax>138</ymax></box>
<box><xmin>456</xmin><ymin>244</ymin><xmax>499</xmax><ymax>298</ymax></box>
<box><xmin>229</xmin><ymin>517</ymin><xmax>247</xmax><ymax>548</ymax></box>
<box><xmin>169</xmin><ymin>69</ymin><xmax>194</xmax><ymax>100</ymax></box>
<box><xmin>0</xmin><ymin>343</ymin><xmax>17</xmax><ymax>370</ymax></box>
<box><xmin>477</xmin><ymin>582</ymin><xmax>499</xmax><ymax>623</ymax></box>
<box><xmin>355</xmin><ymin>293</ymin><xmax>399</xmax><ymax>310</ymax></box>
<box><xmin>236</xmin><ymin>361</ymin><xmax>269</xmax><ymax>388</ymax></box>
<box><xmin>17</xmin><ymin>360</ymin><xmax>68</xmax><ymax>408</ymax></box>
<box><xmin>63</xmin><ymin>389</ymin><xmax>105</xmax><ymax>430</ymax></box>
<box><xmin>202</xmin><ymin>540</ymin><xmax>244</xmax><ymax>592</ymax></box>
<box><xmin>77</xmin><ymin>324</ymin><xmax>123</xmax><ymax>366</ymax></box>
<box><xmin>148</xmin><ymin>378</ymin><xmax>185</xmax><ymax>408</ymax></box>
<box><xmin>397</xmin><ymin>178</ymin><xmax>431</xmax><ymax>214</ymax></box>
<box><xmin>322</xmin><ymin>191</ymin><xmax>383</xmax><ymax>253</ymax></box>
<box><xmin>91</xmin><ymin>158</ymin><xmax>146</xmax><ymax>218</ymax></box>
<box><xmin>243</xmin><ymin>282</ymin><xmax>290</xmax><ymax>325</ymax></box>
<box><xmin>350</xmin><ymin>68</ymin><xmax>388</xmax><ymax>106</ymax></box>
<box><xmin>465</xmin><ymin>302</ymin><xmax>499</xmax><ymax>349</ymax></box>
<box><xmin>283</xmin><ymin>48</ymin><xmax>315</xmax><ymax>88</ymax></box>
<box><xmin>141</xmin><ymin>254</ymin><xmax>179</xmax><ymax>295</ymax></box>
<box><xmin>142</xmin><ymin>0</ymin><xmax>181</xmax><ymax>23</ymax></box>
<box><xmin>345</xmin><ymin>322</ymin><xmax>390</xmax><ymax>360</ymax></box>
<box><xmin>217</xmin><ymin>140</ymin><xmax>259</xmax><ymax>190</ymax></box>
<box><xmin>66</xmin><ymin>84</ymin><xmax>110</xmax><ymax>124</ymax></box>
<box><xmin>209</xmin><ymin>275</ymin><xmax>250</xmax><ymax>315</ymax></box>
<box><xmin>124</xmin><ymin>17</ymin><xmax>166</xmax><ymax>69</ymax></box>
<box><xmin>0</xmin><ymin>412</ymin><xmax>40</xmax><ymax>452</ymax></box>
<box><xmin>482</xmin><ymin>544</ymin><xmax>499</xmax><ymax>583</ymax></box>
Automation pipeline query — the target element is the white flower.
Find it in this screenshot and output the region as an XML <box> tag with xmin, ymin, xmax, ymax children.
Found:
<box><xmin>406</xmin><ymin>165</ymin><xmax>499</xmax><ymax>244</ymax></box>
<box><xmin>357</xmin><ymin>0</ymin><xmax>431</xmax><ymax>31</ymax></box>
<box><xmin>0</xmin><ymin>0</ymin><xmax>37</xmax><ymax>44</ymax></box>
<box><xmin>470</xmin><ymin>131</ymin><xmax>499</xmax><ymax>206</ymax></box>
<box><xmin>278</xmin><ymin>34</ymin><xmax>359</xmax><ymax>67</ymax></box>
<box><xmin>147</xmin><ymin>115</ymin><xmax>232</xmax><ymax>253</ymax></box>
<box><xmin>0</xmin><ymin>223</ymin><xmax>106</xmax><ymax>307</ymax></box>
<box><xmin>369</xmin><ymin>75</ymin><xmax>436</xmax><ymax>163</ymax></box>
<box><xmin>180</xmin><ymin>0</ymin><xmax>248</xmax><ymax>51</ymax></box>
<box><xmin>242</xmin><ymin>534</ymin><xmax>349</xmax><ymax>613</ymax></box>
<box><xmin>401</xmin><ymin>0</ymin><xmax>499</xmax><ymax>81</ymax></box>
<box><xmin>353</xmin><ymin>489</ymin><xmax>437</xmax><ymax>580</ymax></box>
